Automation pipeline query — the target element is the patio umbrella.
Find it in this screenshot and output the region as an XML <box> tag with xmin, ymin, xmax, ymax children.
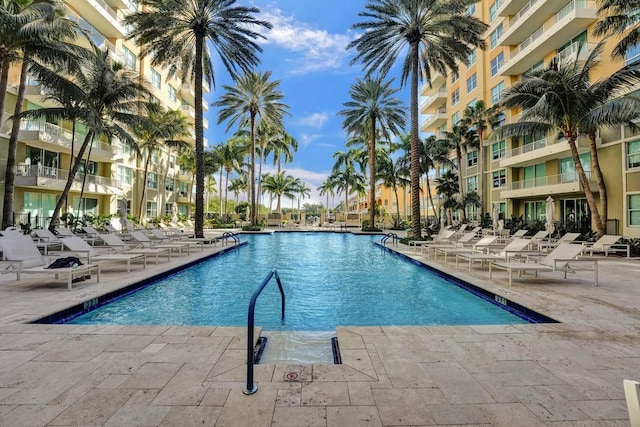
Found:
<box><xmin>492</xmin><ymin>204</ymin><xmax>500</xmax><ymax>231</ymax></box>
<box><xmin>119</xmin><ymin>199</ymin><xmax>127</xmax><ymax>231</ymax></box>
<box><xmin>545</xmin><ymin>196</ymin><xmax>555</xmax><ymax>234</ymax></box>
<box><xmin>171</xmin><ymin>202</ymin><xmax>178</xmax><ymax>224</ymax></box>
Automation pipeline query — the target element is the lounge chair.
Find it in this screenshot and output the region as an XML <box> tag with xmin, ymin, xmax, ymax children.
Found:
<box><xmin>128</xmin><ymin>231</ymin><xmax>193</xmax><ymax>256</ymax></box>
<box><xmin>624</xmin><ymin>380</ymin><xmax>640</xmax><ymax>426</ymax></box>
<box><xmin>420</xmin><ymin>231</ymin><xmax>479</xmax><ymax>258</ymax></box>
<box><xmin>432</xmin><ymin>235</ymin><xmax>499</xmax><ymax>263</ymax></box>
<box><xmin>30</xmin><ymin>229</ymin><xmax>65</xmax><ymax>254</ymax></box>
<box><xmin>0</xmin><ymin>235</ymin><xmax>100</xmax><ymax>290</ymax></box>
<box><xmin>408</xmin><ymin>230</ymin><xmax>457</xmax><ymax>253</ymax></box>
<box><xmin>455</xmin><ymin>238</ymin><xmax>536</xmax><ymax>272</ymax></box>
<box><xmin>148</xmin><ymin>228</ymin><xmax>204</xmax><ymax>251</ymax></box>
<box><xmin>99</xmin><ymin>233</ymin><xmax>171</xmax><ymax>264</ymax></box>
<box><xmin>537</xmin><ymin>232</ymin><xmax>581</xmax><ymax>251</ymax></box>
<box><xmin>489</xmin><ymin>243</ymin><xmax>598</xmax><ymax>286</ymax></box>
<box><xmin>81</xmin><ymin>226</ymin><xmax>104</xmax><ymax>244</ymax></box>
<box><xmin>54</xmin><ymin>227</ymin><xmax>77</xmax><ymax>238</ymax></box>
<box><xmin>60</xmin><ymin>237</ymin><xmax>146</xmax><ymax>273</ymax></box>
<box><xmin>582</xmin><ymin>235</ymin><xmax>630</xmax><ymax>259</ymax></box>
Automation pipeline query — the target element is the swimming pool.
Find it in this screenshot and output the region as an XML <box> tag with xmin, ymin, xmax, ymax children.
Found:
<box><xmin>65</xmin><ymin>233</ymin><xmax>532</xmax><ymax>330</ymax></box>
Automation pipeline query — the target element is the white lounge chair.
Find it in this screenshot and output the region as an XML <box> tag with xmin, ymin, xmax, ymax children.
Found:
<box><xmin>489</xmin><ymin>243</ymin><xmax>598</xmax><ymax>286</ymax></box>
<box><xmin>31</xmin><ymin>229</ymin><xmax>64</xmax><ymax>254</ymax></box>
<box><xmin>624</xmin><ymin>380</ymin><xmax>640</xmax><ymax>427</ymax></box>
<box><xmin>0</xmin><ymin>235</ymin><xmax>100</xmax><ymax>290</ymax></box>
<box><xmin>408</xmin><ymin>230</ymin><xmax>457</xmax><ymax>253</ymax></box>
<box><xmin>99</xmin><ymin>233</ymin><xmax>171</xmax><ymax>264</ymax></box>
<box><xmin>455</xmin><ymin>238</ymin><xmax>536</xmax><ymax>272</ymax></box>
<box><xmin>433</xmin><ymin>235</ymin><xmax>499</xmax><ymax>263</ymax></box>
<box><xmin>60</xmin><ymin>237</ymin><xmax>146</xmax><ymax>273</ymax></box>
<box><xmin>419</xmin><ymin>231</ymin><xmax>479</xmax><ymax>258</ymax></box>
<box><xmin>537</xmin><ymin>232</ymin><xmax>581</xmax><ymax>251</ymax></box>
<box><xmin>582</xmin><ymin>235</ymin><xmax>630</xmax><ymax>259</ymax></box>
<box><xmin>128</xmin><ymin>231</ymin><xmax>193</xmax><ymax>256</ymax></box>
<box><xmin>148</xmin><ymin>228</ymin><xmax>204</xmax><ymax>251</ymax></box>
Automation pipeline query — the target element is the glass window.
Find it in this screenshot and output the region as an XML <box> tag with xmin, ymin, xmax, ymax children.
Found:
<box><xmin>77</xmin><ymin>160</ymin><xmax>96</xmax><ymax>175</ymax></box>
<box><xmin>117</xmin><ymin>165</ymin><xmax>132</xmax><ymax>186</ymax></box>
<box><xmin>147</xmin><ymin>172</ymin><xmax>158</xmax><ymax>189</ymax></box>
<box><xmin>151</xmin><ymin>68</ymin><xmax>161</xmax><ymax>89</ymax></box>
<box><xmin>524</xmin><ymin>201</ymin><xmax>546</xmax><ymax>222</ymax></box>
<box><xmin>467</xmin><ymin>49</ymin><xmax>477</xmax><ymax>66</ymax></box>
<box><xmin>490</xmin><ymin>24</ymin><xmax>503</xmax><ymax>49</ymax></box>
<box><xmin>627</xmin><ymin>140</ymin><xmax>640</xmax><ymax>168</ymax></box>
<box><xmin>561</xmin><ymin>153</ymin><xmax>591</xmax><ymax>182</ymax></box>
<box><xmin>492</xmin><ymin>169</ymin><xmax>506</xmax><ymax>188</ymax></box>
<box><xmin>467</xmin><ymin>149</ymin><xmax>478</xmax><ymax>167</ymax></box>
<box><xmin>165</xmin><ymin>203</ymin><xmax>173</xmax><ymax>215</ymax></box>
<box><xmin>72</xmin><ymin>197</ymin><xmax>98</xmax><ymax>217</ymax></box>
<box><xmin>179</xmin><ymin>182</ymin><xmax>189</xmax><ymax>196</ymax></box>
<box><xmin>451</xmin><ymin>88</ymin><xmax>460</xmax><ymax>105</ymax></box>
<box><xmin>489</xmin><ymin>1</ymin><xmax>501</xmax><ymax>21</ymax></box>
<box><xmin>629</xmin><ymin>194</ymin><xmax>640</xmax><ymax>226</ymax></box>
<box><xmin>451</xmin><ymin>71</ymin><xmax>459</xmax><ymax>83</ymax></box>
<box><xmin>525</xmin><ymin>61</ymin><xmax>544</xmax><ymax>75</ymax></box>
<box><xmin>491</xmin><ymin>81</ymin><xmax>505</xmax><ymax>104</ymax></box>
<box><xmin>466</xmin><ymin>3</ymin><xmax>476</xmax><ymax>16</ymax></box>
<box><xmin>168</xmin><ymin>85</ymin><xmax>177</xmax><ymax>103</ymax></box>
<box><xmin>523</xmin><ymin>163</ymin><xmax>546</xmax><ymax>188</ymax></box>
<box><xmin>451</xmin><ymin>111</ymin><xmax>461</xmax><ymax>125</ymax></box>
<box><xmin>165</xmin><ymin>177</ymin><xmax>174</xmax><ymax>192</ymax></box>
<box><xmin>24</xmin><ymin>192</ymin><xmax>57</xmax><ymax>224</ymax></box>
<box><xmin>492</xmin><ymin>140</ymin><xmax>506</xmax><ymax>160</ymax></box>
<box><xmin>122</xmin><ymin>46</ymin><xmax>136</xmax><ymax>70</ymax></box>
<box><xmin>490</xmin><ymin>53</ymin><xmax>504</xmax><ymax>77</ymax></box>
<box><xmin>467</xmin><ymin>175</ymin><xmax>478</xmax><ymax>192</ymax></box>
<box><xmin>146</xmin><ymin>201</ymin><xmax>158</xmax><ymax>218</ymax></box>
<box><xmin>466</xmin><ymin>73</ymin><xmax>477</xmax><ymax>93</ymax></box>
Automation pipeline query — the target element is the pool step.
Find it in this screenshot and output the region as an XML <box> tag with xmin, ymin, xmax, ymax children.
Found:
<box><xmin>258</xmin><ymin>331</ymin><xmax>336</xmax><ymax>364</ymax></box>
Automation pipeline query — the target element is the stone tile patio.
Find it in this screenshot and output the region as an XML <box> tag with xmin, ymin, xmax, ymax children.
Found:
<box><xmin>0</xmin><ymin>232</ymin><xmax>637</xmax><ymax>426</ymax></box>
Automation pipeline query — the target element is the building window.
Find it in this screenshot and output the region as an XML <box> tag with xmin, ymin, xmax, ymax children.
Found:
<box><xmin>467</xmin><ymin>149</ymin><xmax>478</xmax><ymax>167</ymax></box>
<box><xmin>491</xmin><ymin>81</ymin><xmax>505</xmax><ymax>104</ymax></box>
<box><xmin>72</xmin><ymin>197</ymin><xmax>98</xmax><ymax>217</ymax></box>
<box><xmin>179</xmin><ymin>182</ymin><xmax>189</xmax><ymax>197</ymax></box>
<box><xmin>151</xmin><ymin>68</ymin><xmax>161</xmax><ymax>89</ymax></box>
<box><xmin>165</xmin><ymin>177</ymin><xmax>174</xmax><ymax>192</ymax></box>
<box><xmin>490</xmin><ymin>24</ymin><xmax>503</xmax><ymax>49</ymax></box>
<box><xmin>122</xmin><ymin>46</ymin><xmax>136</xmax><ymax>70</ymax></box>
<box><xmin>151</xmin><ymin>151</ymin><xmax>159</xmax><ymax>164</ymax></box>
<box><xmin>467</xmin><ymin>49</ymin><xmax>477</xmax><ymax>66</ymax></box>
<box><xmin>146</xmin><ymin>201</ymin><xmax>158</xmax><ymax>218</ymax></box>
<box><xmin>490</xmin><ymin>52</ymin><xmax>504</xmax><ymax>77</ymax></box>
<box><xmin>164</xmin><ymin>203</ymin><xmax>173</xmax><ymax>215</ymax></box>
<box><xmin>117</xmin><ymin>165</ymin><xmax>132</xmax><ymax>186</ymax></box>
<box><xmin>466</xmin><ymin>73</ymin><xmax>477</xmax><ymax>94</ymax></box>
<box><xmin>170</xmin><ymin>155</ymin><xmax>176</xmax><ymax>169</ymax></box>
<box><xmin>451</xmin><ymin>88</ymin><xmax>460</xmax><ymax>105</ymax></box>
<box><xmin>492</xmin><ymin>169</ymin><xmax>506</xmax><ymax>188</ymax></box>
<box><xmin>168</xmin><ymin>85</ymin><xmax>177</xmax><ymax>103</ymax></box>
<box><xmin>492</xmin><ymin>140</ymin><xmax>506</xmax><ymax>160</ymax></box>
<box><xmin>629</xmin><ymin>195</ymin><xmax>640</xmax><ymax>226</ymax></box>
<box><xmin>466</xmin><ymin>3</ymin><xmax>476</xmax><ymax>16</ymax></box>
<box><xmin>524</xmin><ymin>201</ymin><xmax>546</xmax><ymax>222</ymax></box>
<box><xmin>626</xmin><ymin>43</ymin><xmax>640</xmax><ymax>65</ymax></box>
<box><xmin>523</xmin><ymin>163</ymin><xmax>546</xmax><ymax>188</ymax></box>
<box><xmin>451</xmin><ymin>111</ymin><xmax>461</xmax><ymax>125</ymax></box>
<box><xmin>451</xmin><ymin>71</ymin><xmax>459</xmax><ymax>83</ymax></box>
<box><xmin>525</xmin><ymin>61</ymin><xmax>544</xmax><ymax>75</ymax></box>
<box><xmin>467</xmin><ymin>175</ymin><xmax>478</xmax><ymax>192</ymax></box>
<box><xmin>489</xmin><ymin>1</ymin><xmax>501</xmax><ymax>21</ymax></box>
<box><xmin>147</xmin><ymin>172</ymin><xmax>158</xmax><ymax>189</ymax></box>
<box><xmin>561</xmin><ymin>153</ymin><xmax>591</xmax><ymax>182</ymax></box>
<box><xmin>627</xmin><ymin>140</ymin><xmax>640</xmax><ymax>169</ymax></box>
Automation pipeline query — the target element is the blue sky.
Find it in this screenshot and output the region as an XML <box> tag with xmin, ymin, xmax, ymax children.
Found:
<box><xmin>204</xmin><ymin>0</ymin><xmax>412</xmax><ymax>206</ymax></box>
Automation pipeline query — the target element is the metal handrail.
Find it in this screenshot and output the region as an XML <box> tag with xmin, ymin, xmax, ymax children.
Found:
<box><xmin>381</xmin><ymin>232</ymin><xmax>399</xmax><ymax>246</ymax></box>
<box><xmin>244</xmin><ymin>269</ymin><xmax>286</xmax><ymax>395</ymax></box>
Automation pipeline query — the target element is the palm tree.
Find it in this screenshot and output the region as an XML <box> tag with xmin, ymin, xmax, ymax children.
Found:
<box><xmin>132</xmin><ymin>107</ymin><xmax>190</xmax><ymax>221</ymax></box>
<box><xmin>1</xmin><ymin>0</ymin><xmax>81</xmax><ymax>228</ymax></box>
<box><xmin>462</xmin><ymin>100</ymin><xmax>502</xmax><ymax>217</ymax></box>
<box><xmin>294</xmin><ymin>179</ymin><xmax>311</xmax><ymax>222</ymax></box>
<box><xmin>349</xmin><ymin>0</ymin><xmax>487</xmax><ymax>238</ymax></box>
<box><xmin>497</xmin><ymin>42</ymin><xmax>640</xmax><ymax>237</ymax></box>
<box><xmin>261</xmin><ymin>172</ymin><xmax>297</xmax><ymax>215</ymax></box>
<box><xmin>377</xmin><ymin>148</ymin><xmax>410</xmax><ymax>226</ymax></box>
<box><xmin>338</xmin><ymin>75</ymin><xmax>406</xmax><ymax>229</ymax></box>
<box><xmin>229</xmin><ymin>174</ymin><xmax>248</xmax><ymax>203</ymax></box>
<box><xmin>125</xmin><ymin>0</ymin><xmax>271</xmax><ymax>238</ymax></box>
<box><xmin>438</xmin><ymin>122</ymin><xmax>475</xmax><ymax>222</ymax></box>
<box><xmin>269</xmin><ymin>131</ymin><xmax>298</xmax><ymax>174</ymax></box>
<box><xmin>218</xmin><ymin>139</ymin><xmax>245</xmax><ymax>218</ymax></box>
<box><xmin>593</xmin><ymin>0</ymin><xmax>640</xmax><ymax>61</ymax></box>
<box><xmin>435</xmin><ymin>170</ymin><xmax>460</xmax><ymax>227</ymax></box>
<box><xmin>215</xmin><ymin>70</ymin><xmax>289</xmax><ymax>225</ymax></box>
<box><xmin>318</xmin><ymin>177</ymin><xmax>337</xmax><ymax>220</ymax></box>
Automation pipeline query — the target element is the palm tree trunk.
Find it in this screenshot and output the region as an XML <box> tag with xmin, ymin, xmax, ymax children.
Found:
<box><xmin>249</xmin><ymin>114</ymin><xmax>257</xmax><ymax>225</ymax></box>
<box><xmin>137</xmin><ymin>154</ymin><xmax>151</xmax><ymax>221</ymax></box>
<box><xmin>65</xmin><ymin>120</ymin><xmax>78</xmax><ymax>221</ymax></box>
<box><xmin>48</xmin><ymin>131</ymin><xmax>94</xmax><ymax>231</ymax></box>
<box><xmin>426</xmin><ymin>175</ymin><xmax>437</xmax><ymax>225</ymax></box>
<box><xmin>344</xmin><ymin>185</ymin><xmax>349</xmax><ymax>218</ymax></box>
<box><xmin>224</xmin><ymin>169</ymin><xmax>230</xmax><ymax>217</ymax></box>
<box><xmin>369</xmin><ymin>115</ymin><xmax>376</xmax><ymax>229</ymax></box>
<box><xmin>393</xmin><ymin>185</ymin><xmax>400</xmax><ymax>225</ymax></box>
<box><xmin>456</xmin><ymin>146</ymin><xmax>467</xmax><ymax>222</ymax></box>
<box><xmin>194</xmin><ymin>34</ymin><xmax>205</xmax><ymax>238</ymax></box>
<box><xmin>76</xmin><ymin>143</ymin><xmax>95</xmax><ymax>223</ymax></box>
<box><xmin>257</xmin><ymin>149</ymin><xmax>264</xmax><ymax>215</ymax></box>
<box><xmin>589</xmin><ymin>133</ymin><xmax>607</xmax><ymax>232</ymax></box>
<box><xmin>568</xmin><ymin>137</ymin><xmax>604</xmax><ymax>237</ymax></box>
<box><xmin>218</xmin><ymin>167</ymin><xmax>223</xmax><ymax>218</ymax></box>
<box><xmin>409</xmin><ymin>42</ymin><xmax>422</xmax><ymax>238</ymax></box>
<box><xmin>0</xmin><ymin>58</ymin><xmax>10</xmax><ymax>134</ymax></box>
<box><xmin>161</xmin><ymin>148</ymin><xmax>172</xmax><ymax>216</ymax></box>
<box><xmin>477</xmin><ymin>131</ymin><xmax>485</xmax><ymax>218</ymax></box>
<box><xmin>2</xmin><ymin>60</ymin><xmax>28</xmax><ymax>229</ymax></box>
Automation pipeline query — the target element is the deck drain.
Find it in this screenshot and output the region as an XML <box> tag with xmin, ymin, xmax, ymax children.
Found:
<box><xmin>285</xmin><ymin>372</ymin><xmax>300</xmax><ymax>382</ymax></box>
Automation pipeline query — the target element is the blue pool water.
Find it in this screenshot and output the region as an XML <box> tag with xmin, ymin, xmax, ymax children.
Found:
<box><xmin>67</xmin><ymin>233</ymin><xmax>528</xmax><ymax>330</ymax></box>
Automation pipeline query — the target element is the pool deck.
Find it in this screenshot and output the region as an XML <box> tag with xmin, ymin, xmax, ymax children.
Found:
<box><xmin>0</xmin><ymin>230</ymin><xmax>638</xmax><ymax>426</ymax></box>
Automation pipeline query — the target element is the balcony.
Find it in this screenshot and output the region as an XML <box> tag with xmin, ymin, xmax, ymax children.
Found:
<box><xmin>500</xmin><ymin>171</ymin><xmax>597</xmax><ymax>199</ymax></box>
<box><xmin>23</xmin><ymin>79</ymin><xmax>58</xmax><ymax>108</ymax></box>
<box><xmin>500</xmin><ymin>136</ymin><xmax>591</xmax><ymax>168</ymax></box>
<box><xmin>180</xmin><ymin>83</ymin><xmax>195</xmax><ymax>104</ymax></box>
<box><xmin>67</xmin><ymin>0</ymin><xmax>126</xmax><ymax>38</ymax></box>
<box><xmin>104</xmin><ymin>0</ymin><xmax>128</xmax><ymax>9</ymax></box>
<box><xmin>421</xmin><ymin>72</ymin><xmax>445</xmax><ymax>93</ymax></box>
<box><xmin>420</xmin><ymin>88</ymin><xmax>448</xmax><ymax>113</ymax></box>
<box><xmin>499</xmin><ymin>0</ymin><xmax>556</xmax><ymax>46</ymax></box>
<box><xmin>497</xmin><ymin>0</ymin><xmax>529</xmax><ymax>16</ymax></box>
<box><xmin>180</xmin><ymin>104</ymin><xmax>195</xmax><ymax>121</ymax></box>
<box><xmin>556</xmin><ymin>41</ymin><xmax>598</xmax><ymax>65</ymax></box>
<box><xmin>15</xmin><ymin>165</ymin><xmax>123</xmax><ymax>196</ymax></box>
<box><xmin>420</xmin><ymin>108</ymin><xmax>447</xmax><ymax>132</ymax></box>
<box><xmin>499</xmin><ymin>0</ymin><xmax>598</xmax><ymax>76</ymax></box>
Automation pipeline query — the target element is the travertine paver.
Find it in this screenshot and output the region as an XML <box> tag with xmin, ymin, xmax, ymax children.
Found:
<box><xmin>0</xmin><ymin>233</ymin><xmax>637</xmax><ymax>425</ymax></box>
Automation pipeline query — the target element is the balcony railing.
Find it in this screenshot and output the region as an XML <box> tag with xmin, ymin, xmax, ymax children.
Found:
<box><xmin>507</xmin><ymin>137</ymin><xmax>549</xmax><ymax>157</ymax></box>
<box><xmin>556</xmin><ymin>41</ymin><xmax>596</xmax><ymax>63</ymax></box>
<box><xmin>16</xmin><ymin>165</ymin><xmax>121</xmax><ymax>188</ymax></box>
<box><xmin>504</xmin><ymin>0</ymin><xmax>541</xmax><ymax>31</ymax></box>
<box><xmin>20</xmin><ymin>120</ymin><xmax>114</xmax><ymax>153</ymax></box>
<box><xmin>504</xmin><ymin>170</ymin><xmax>592</xmax><ymax>191</ymax></box>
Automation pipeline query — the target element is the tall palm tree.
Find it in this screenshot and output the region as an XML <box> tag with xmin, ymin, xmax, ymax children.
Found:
<box><xmin>338</xmin><ymin>75</ymin><xmax>406</xmax><ymax>229</ymax></box>
<box><xmin>229</xmin><ymin>174</ymin><xmax>247</xmax><ymax>203</ymax></box>
<box><xmin>1</xmin><ymin>0</ymin><xmax>81</xmax><ymax>228</ymax></box>
<box><xmin>261</xmin><ymin>172</ymin><xmax>297</xmax><ymax>215</ymax></box>
<box><xmin>215</xmin><ymin>70</ymin><xmax>289</xmax><ymax>225</ymax></box>
<box><xmin>497</xmin><ymin>42</ymin><xmax>640</xmax><ymax>237</ymax></box>
<box><xmin>435</xmin><ymin>169</ymin><xmax>460</xmax><ymax>227</ymax></box>
<box><xmin>218</xmin><ymin>138</ymin><xmax>245</xmax><ymax>218</ymax></box>
<box><xmin>318</xmin><ymin>177</ymin><xmax>337</xmax><ymax>219</ymax></box>
<box><xmin>420</xmin><ymin>135</ymin><xmax>453</xmax><ymax>224</ymax></box>
<box><xmin>132</xmin><ymin>108</ymin><xmax>190</xmax><ymax>221</ymax></box>
<box><xmin>269</xmin><ymin>131</ymin><xmax>298</xmax><ymax>174</ymax></box>
<box><xmin>349</xmin><ymin>0</ymin><xmax>487</xmax><ymax>238</ymax></box>
<box><xmin>294</xmin><ymin>179</ymin><xmax>311</xmax><ymax>222</ymax></box>
<box><xmin>125</xmin><ymin>0</ymin><xmax>271</xmax><ymax>238</ymax></box>
<box><xmin>438</xmin><ymin>122</ymin><xmax>475</xmax><ymax>222</ymax></box>
<box><xmin>593</xmin><ymin>0</ymin><xmax>640</xmax><ymax>61</ymax></box>
<box><xmin>377</xmin><ymin>148</ymin><xmax>410</xmax><ymax>226</ymax></box>
<box><xmin>462</xmin><ymin>100</ymin><xmax>501</xmax><ymax>217</ymax></box>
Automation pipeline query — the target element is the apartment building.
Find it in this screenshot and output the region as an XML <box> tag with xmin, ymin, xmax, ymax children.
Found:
<box><xmin>418</xmin><ymin>0</ymin><xmax>640</xmax><ymax>238</ymax></box>
<box><xmin>0</xmin><ymin>0</ymin><xmax>208</xmax><ymax>229</ymax></box>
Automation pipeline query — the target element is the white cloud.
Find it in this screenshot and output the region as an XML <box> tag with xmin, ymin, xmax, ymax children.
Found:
<box><xmin>257</xmin><ymin>9</ymin><xmax>353</xmax><ymax>74</ymax></box>
<box><xmin>297</xmin><ymin>112</ymin><xmax>329</xmax><ymax>130</ymax></box>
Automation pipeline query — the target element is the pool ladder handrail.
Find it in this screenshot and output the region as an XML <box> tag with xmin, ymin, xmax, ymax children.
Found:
<box><xmin>221</xmin><ymin>231</ymin><xmax>240</xmax><ymax>245</ymax></box>
<box><xmin>244</xmin><ymin>268</ymin><xmax>286</xmax><ymax>395</ymax></box>
<box><xmin>381</xmin><ymin>232</ymin><xmax>399</xmax><ymax>246</ymax></box>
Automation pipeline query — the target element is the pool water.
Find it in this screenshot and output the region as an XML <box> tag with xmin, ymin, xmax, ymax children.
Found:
<box><xmin>67</xmin><ymin>233</ymin><xmax>528</xmax><ymax>330</ymax></box>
